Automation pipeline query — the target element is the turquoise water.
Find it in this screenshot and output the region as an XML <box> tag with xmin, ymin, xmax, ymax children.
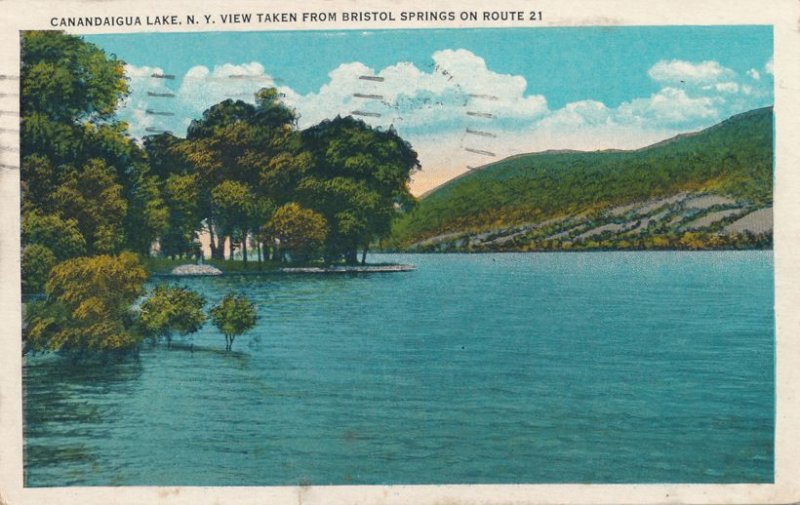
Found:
<box><xmin>23</xmin><ymin>251</ymin><xmax>774</xmax><ymax>486</ymax></box>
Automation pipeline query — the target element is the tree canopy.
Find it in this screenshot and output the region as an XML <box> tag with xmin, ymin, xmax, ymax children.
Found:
<box><xmin>210</xmin><ymin>293</ymin><xmax>257</xmax><ymax>351</ymax></box>
<box><xmin>25</xmin><ymin>252</ymin><xmax>149</xmax><ymax>354</ymax></box>
<box><xmin>139</xmin><ymin>285</ymin><xmax>207</xmax><ymax>346</ymax></box>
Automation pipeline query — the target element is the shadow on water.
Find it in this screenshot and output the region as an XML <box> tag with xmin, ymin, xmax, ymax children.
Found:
<box><xmin>23</xmin><ymin>354</ymin><xmax>144</xmax><ymax>484</ymax></box>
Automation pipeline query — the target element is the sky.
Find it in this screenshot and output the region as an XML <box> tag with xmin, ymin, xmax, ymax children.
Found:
<box><xmin>86</xmin><ymin>26</ymin><xmax>774</xmax><ymax>195</ymax></box>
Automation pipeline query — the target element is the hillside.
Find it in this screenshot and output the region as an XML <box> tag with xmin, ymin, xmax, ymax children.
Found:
<box><xmin>388</xmin><ymin>107</ymin><xmax>773</xmax><ymax>252</ymax></box>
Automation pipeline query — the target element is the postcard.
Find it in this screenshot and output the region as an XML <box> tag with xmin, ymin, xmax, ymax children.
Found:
<box><xmin>1</xmin><ymin>0</ymin><xmax>799</xmax><ymax>504</ymax></box>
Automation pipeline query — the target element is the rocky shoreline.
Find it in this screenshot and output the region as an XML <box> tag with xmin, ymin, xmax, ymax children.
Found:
<box><xmin>165</xmin><ymin>263</ymin><xmax>416</xmax><ymax>276</ymax></box>
<box><xmin>170</xmin><ymin>264</ymin><xmax>223</xmax><ymax>276</ymax></box>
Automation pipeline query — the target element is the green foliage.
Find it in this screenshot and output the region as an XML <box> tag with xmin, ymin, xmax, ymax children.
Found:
<box><xmin>390</xmin><ymin>107</ymin><xmax>773</xmax><ymax>247</ymax></box>
<box><xmin>144</xmin><ymin>133</ymin><xmax>193</xmax><ymax>180</ymax></box>
<box><xmin>264</xmin><ymin>202</ymin><xmax>328</xmax><ymax>263</ymax></box>
<box><xmin>139</xmin><ymin>285</ymin><xmax>207</xmax><ymax>345</ymax></box>
<box><xmin>210</xmin><ymin>293</ymin><xmax>257</xmax><ymax>351</ymax></box>
<box><xmin>160</xmin><ymin>174</ymin><xmax>203</xmax><ymax>258</ymax></box>
<box><xmin>21</xmin><ymin>31</ymin><xmax>128</xmax><ymax>122</ymax></box>
<box><xmin>21</xmin><ymin>31</ymin><xmax>164</xmax><ymax>259</ymax></box>
<box><xmin>25</xmin><ymin>252</ymin><xmax>149</xmax><ymax>354</ymax></box>
<box><xmin>22</xmin><ymin>211</ymin><xmax>86</xmax><ymax>260</ymax></box>
<box><xmin>211</xmin><ymin>180</ymin><xmax>254</xmax><ymax>237</ymax></box>
<box><xmin>175</xmin><ymin>92</ymin><xmax>299</xmax><ymax>259</ymax></box>
<box><xmin>299</xmin><ymin>116</ymin><xmax>420</xmax><ymax>262</ymax></box>
<box><xmin>50</xmin><ymin>159</ymin><xmax>128</xmax><ymax>254</ymax></box>
<box><xmin>22</xmin><ymin>244</ymin><xmax>57</xmax><ymax>294</ymax></box>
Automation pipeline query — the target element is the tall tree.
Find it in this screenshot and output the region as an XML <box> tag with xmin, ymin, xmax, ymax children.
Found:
<box><xmin>177</xmin><ymin>90</ymin><xmax>299</xmax><ymax>260</ymax></box>
<box><xmin>299</xmin><ymin>117</ymin><xmax>420</xmax><ymax>263</ymax></box>
<box><xmin>21</xmin><ymin>31</ymin><xmax>166</xmax><ymax>258</ymax></box>
<box><xmin>211</xmin><ymin>181</ymin><xmax>255</xmax><ymax>263</ymax></box>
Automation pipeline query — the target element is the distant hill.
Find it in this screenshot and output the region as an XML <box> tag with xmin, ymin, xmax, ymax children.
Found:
<box><xmin>387</xmin><ymin>107</ymin><xmax>773</xmax><ymax>252</ymax></box>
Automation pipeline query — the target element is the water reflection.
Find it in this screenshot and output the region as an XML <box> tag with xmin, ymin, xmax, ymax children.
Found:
<box><xmin>24</xmin><ymin>354</ymin><xmax>144</xmax><ymax>485</ymax></box>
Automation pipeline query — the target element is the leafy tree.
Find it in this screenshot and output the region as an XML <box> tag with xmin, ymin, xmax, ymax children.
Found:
<box><xmin>211</xmin><ymin>180</ymin><xmax>255</xmax><ymax>263</ymax></box>
<box><xmin>264</xmin><ymin>202</ymin><xmax>328</xmax><ymax>263</ymax></box>
<box><xmin>160</xmin><ymin>174</ymin><xmax>203</xmax><ymax>258</ymax></box>
<box><xmin>209</xmin><ymin>293</ymin><xmax>257</xmax><ymax>351</ymax></box>
<box><xmin>144</xmin><ymin>132</ymin><xmax>193</xmax><ymax>181</ymax></box>
<box><xmin>21</xmin><ymin>31</ymin><xmax>166</xmax><ymax>258</ymax></box>
<box><xmin>179</xmin><ymin>89</ymin><xmax>298</xmax><ymax>259</ymax></box>
<box><xmin>82</xmin><ymin>122</ymin><xmax>168</xmax><ymax>255</ymax></box>
<box><xmin>300</xmin><ymin>116</ymin><xmax>420</xmax><ymax>263</ymax></box>
<box><xmin>25</xmin><ymin>252</ymin><xmax>148</xmax><ymax>354</ymax></box>
<box><xmin>139</xmin><ymin>285</ymin><xmax>207</xmax><ymax>347</ymax></box>
<box><xmin>50</xmin><ymin>159</ymin><xmax>128</xmax><ymax>254</ymax></box>
<box><xmin>22</xmin><ymin>244</ymin><xmax>57</xmax><ymax>294</ymax></box>
<box><xmin>21</xmin><ymin>154</ymin><xmax>59</xmax><ymax>215</ymax></box>
<box><xmin>21</xmin><ymin>211</ymin><xmax>86</xmax><ymax>260</ymax></box>
<box><xmin>21</xmin><ymin>31</ymin><xmax>128</xmax><ymax>123</ymax></box>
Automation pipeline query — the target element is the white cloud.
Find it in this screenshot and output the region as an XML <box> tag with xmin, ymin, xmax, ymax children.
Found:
<box><xmin>710</xmin><ymin>82</ymin><xmax>739</xmax><ymax>93</ymax></box>
<box><xmin>537</xmin><ymin>100</ymin><xmax>612</xmax><ymax>129</ymax></box>
<box><xmin>747</xmin><ymin>68</ymin><xmax>761</xmax><ymax>80</ymax></box>
<box><xmin>648</xmin><ymin>59</ymin><xmax>734</xmax><ymax>84</ymax></box>
<box><xmin>615</xmin><ymin>87</ymin><xmax>721</xmax><ymax>126</ymax></box>
<box><xmin>177</xmin><ymin>62</ymin><xmax>284</xmax><ymax>116</ymax></box>
<box><xmin>280</xmin><ymin>49</ymin><xmax>549</xmax><ymax>133</ymax></box>
<box><xmin>765</xmin><ymin>56</ymin><xmax>774</xmax><ymax>75</ymax></box>
<box><xmin>119</xmin><ymin>64</ymin><xmax>177</xmax><ymax>137</ymax></box>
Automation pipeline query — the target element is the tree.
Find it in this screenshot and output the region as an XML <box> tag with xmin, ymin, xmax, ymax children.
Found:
<box><xmin>22</xmin><ymin>244</ymin><xmax>57</xmax><ymax>294</ymax></box>
<box><xmin>21</xmin><ymin>31</ymin><xmax>169</xmax><ymax>262</ymax></box>
<box><xmin>264</xmin><ymin>202</ymin><xmax>328</xmax><ymax>263</ymax></box>
<box><xmin>24</xmin><ymin>252</ymin><xmax>149</xmax><ymax>354</ymax></box>
<box><xmin>211</xmin><ymin>181</ymin><xmax>255</xmax><ymax>263</ymax></box>
<box><xmin>21</xmin><ymin>31</ymin><xmax>128</xmax><ymax>123</ymax></box>
<box><xmin>144</xmin><ymin>132</ymin><xmax>193</xmax><ymax>181</ymax></box>
<box><xmin>50</xmin><ymin>159</ymin><xmax>128</xmax><ymax>254</ymax></box>
<box><xmin>178</xmin><ymin>89</ymin><xmax>299</xmax><ymax>260</ymax></box>
<box><xmin>139</xmin><ymin>285</ymin><xmax>207</xmax><ymax>347</ymax></box>
<box><xmin>299</xmin><ymin>116</ymin><xmax>420</xmax><ymax>263</ymax></box>
<box><xmin>160</xmin><ymin>174</ymin><xmax>203</xmax><ymax>259</ymax></box>
<box><xmin>209</xmin><ymin>293</ymin><xmax>257</xmax><ymax>351</ymax></box>
<box><xmin>21</xmin><ymin>211</ymin><xmax>86</xmax><ymax>260</ymax></box>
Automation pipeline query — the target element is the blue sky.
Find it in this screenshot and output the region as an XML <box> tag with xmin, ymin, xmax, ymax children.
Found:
<box><xmin>86</xmin><ymin>26</ymin><xmax>774</xmax><ymax>193</ymax></box>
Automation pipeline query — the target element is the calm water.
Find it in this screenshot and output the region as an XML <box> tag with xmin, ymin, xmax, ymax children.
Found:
<box><xmin>23</xmin><ymin>251</ymin><xmax>774</xmax><ymax>486</ymax></box>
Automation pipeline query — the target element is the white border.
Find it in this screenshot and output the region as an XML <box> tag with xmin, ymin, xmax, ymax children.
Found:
<box><xmin>1</xmin><ymin>1</ymin><xmax>799</xmax><ymax>503</ymax></box>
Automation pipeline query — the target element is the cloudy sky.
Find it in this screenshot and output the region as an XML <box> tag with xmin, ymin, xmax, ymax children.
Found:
<box><xmin>86</xmin><ymin>26</ymin><xmax>773</xmax><ymax>195</ymax></box>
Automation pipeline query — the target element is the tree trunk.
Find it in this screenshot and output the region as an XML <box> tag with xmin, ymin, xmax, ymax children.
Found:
<box><xmin>345</xmin><ymin>249</ymin><xmax>358</xmax><ymax>265</ymax></box>
<box><xmin>361</xmin><ymin>245</ymin><xmax>369</xmax><ymax>265</ymax></box>
<box><xmin>257</xmin><ymin>241</ymin><xmax>262</xmax><ymax>264</ymax></box>
<box><xmin>209</xmin><ymin>224</ymin><xmax>217</xmax><ymax>259</ymax></box>
<box><xmin>242</xmin><ymin>228</ymin><xmax>248</xmax><ymax>265</ymax></box>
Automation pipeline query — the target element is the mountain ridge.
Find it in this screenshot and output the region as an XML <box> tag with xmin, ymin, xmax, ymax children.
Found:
<box><xmin>389</xmin><ymin>106</ymin><xmax>773</xmax><ymax>252</ymax></box>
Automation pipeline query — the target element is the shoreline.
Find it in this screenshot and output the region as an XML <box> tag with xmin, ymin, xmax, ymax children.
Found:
<box><xmin>152</xmin><ymin>263</ymin><xmax>417</xmax><ymax>278</ymax></box>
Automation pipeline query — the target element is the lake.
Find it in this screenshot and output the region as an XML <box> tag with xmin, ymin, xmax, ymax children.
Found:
<box><xmin>23</xmin><ymin>251</ymin><xmax>775</xmax><ymax>486</ymax></box>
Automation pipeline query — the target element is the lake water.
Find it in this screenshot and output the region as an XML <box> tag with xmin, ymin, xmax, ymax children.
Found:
<box><xmin>23</xmin><ymin>251</ymin><xmax>775</xmax><ymax>486</ymax></box>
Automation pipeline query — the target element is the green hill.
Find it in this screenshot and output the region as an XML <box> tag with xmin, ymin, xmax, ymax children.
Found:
<box><xmin>388</xmin><ymin>106</ymin><xmax>773</xmax><ymax>252</ymax></box>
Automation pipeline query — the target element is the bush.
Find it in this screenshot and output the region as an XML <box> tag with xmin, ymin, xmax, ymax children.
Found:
<box><xmin>139</xmin><ymin>285</ymin><xmax>207</xmax><ymax>346</ymax></box>
<box><xmin>25</xmin><ymin>252</ymin><xmax>148</xmax><ymax>354</ymax></box>
<box><xmin>209</xmin><ymin>293</ymin><xmax>257</xmax><ymax>351</ymax></box>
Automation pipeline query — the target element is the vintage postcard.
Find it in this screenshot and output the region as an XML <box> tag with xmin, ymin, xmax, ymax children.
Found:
<box><xmin>1</xmin><ymin>0</ymin><xmax>799</xmax><ymax>503</ymax></box>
